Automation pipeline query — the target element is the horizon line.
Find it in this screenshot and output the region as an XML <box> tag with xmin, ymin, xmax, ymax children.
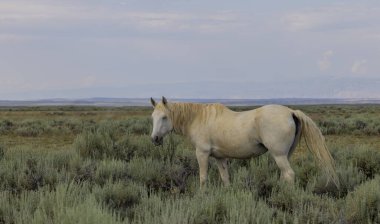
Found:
<box><xmin>0</xmin><ymin>97</ymin><xmax>380</xmax><ymax>107</ymax></box>
<box><xmin>1</xmin><ymin>96</ymin><xmax>380</xmax><ymax>101</ymax></box>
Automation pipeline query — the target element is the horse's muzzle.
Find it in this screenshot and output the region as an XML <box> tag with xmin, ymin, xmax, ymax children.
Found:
<box><xmin>151</xmin><ymin>136</ymin><xmax>163</xmax><ymax>146</ymax></box>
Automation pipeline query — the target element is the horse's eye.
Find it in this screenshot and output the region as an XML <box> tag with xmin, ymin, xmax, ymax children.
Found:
<box><xmin>162</xmin><ymin>116</ymin><xmax>167</xmax><ymax>120</ymax></box>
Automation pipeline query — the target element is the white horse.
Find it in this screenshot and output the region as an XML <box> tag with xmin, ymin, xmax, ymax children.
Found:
<box><xmin>150</xmin><ymin>97</ymin><xmax>339</xmax><ymax>189</ymax></box>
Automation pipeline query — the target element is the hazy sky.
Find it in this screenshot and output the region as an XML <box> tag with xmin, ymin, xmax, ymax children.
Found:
<box><xmin>1</xmin><ymin>0</ymin><xmax>380</xmax><ymax>100</ymax></box>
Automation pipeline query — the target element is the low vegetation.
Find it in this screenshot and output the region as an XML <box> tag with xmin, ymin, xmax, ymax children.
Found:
<box><xmin>0</xmin><ymin>105</ymin><xmax>379</xmax><ymax>223</ymax></box>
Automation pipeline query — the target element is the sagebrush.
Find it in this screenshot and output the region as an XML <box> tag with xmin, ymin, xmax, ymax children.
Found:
<box><xmin>0</xmin><ymin>105</ymin><xmax>379</xmax><ymax>223</ymax></box>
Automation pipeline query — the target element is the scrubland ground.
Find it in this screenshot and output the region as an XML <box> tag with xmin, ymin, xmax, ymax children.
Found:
<box><xmin>0</xmin><ymin>105</ymin><xmax>379</xmax><ymax>224</ymax></box>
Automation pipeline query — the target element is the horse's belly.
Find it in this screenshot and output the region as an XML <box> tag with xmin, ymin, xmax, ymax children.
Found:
<box><xmin>211</xmin><ymin>143</ymin><xmax>267</xmax><ymax>159</ymax></box>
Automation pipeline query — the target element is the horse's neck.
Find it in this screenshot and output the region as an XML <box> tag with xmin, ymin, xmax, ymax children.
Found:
<box><xmin>169</xmin><ymin>103</ymin><xmax>204</xmax><ymax>136</ymax></box>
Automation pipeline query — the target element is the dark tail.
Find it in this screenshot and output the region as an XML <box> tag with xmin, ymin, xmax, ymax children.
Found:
<box><xmin>292</xmin><ymin>110</ymin><xmax>340</xmax><ymax>188</ymax></box>
<box><xmin>288</xmin><ymin>114</ymin><xmax>302</xmax><ymax>158</ymax></box>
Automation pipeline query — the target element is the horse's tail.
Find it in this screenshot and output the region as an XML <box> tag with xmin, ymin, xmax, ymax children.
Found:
<box><xmin>292</xmin><ymin>110</ymin><xmax>340</xmax><ymax>188</ymax></box>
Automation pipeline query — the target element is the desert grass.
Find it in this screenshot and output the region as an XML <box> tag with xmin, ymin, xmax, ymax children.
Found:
<box><xmin>0</xmin><ymin>105</ymin><xmax>379</xmax><ymax>223</ymax></box>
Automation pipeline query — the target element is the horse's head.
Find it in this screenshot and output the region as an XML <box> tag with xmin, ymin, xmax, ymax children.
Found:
<box><xmin>150</xmin><ymin>96</ymin><xmax>173</xmax><ymax>146</ymax></box>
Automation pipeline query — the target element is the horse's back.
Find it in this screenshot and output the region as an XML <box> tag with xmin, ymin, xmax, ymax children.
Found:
<box><xmin>255</xmin><ymin>104</ymin><xmax>295</xmax><ymax>128</ymax></box>
<box><xmin>237</xmin><ymin>104</ymin><xmax>294</xmax><ymax>128</ymax></box>
<box><xmin>256</xmin><ymin>104</ymin><xmax>293</xmax><ymax>114</ymax></box>
<box><xmin>208</xmin><ymin>104</ymin><xmax>295</xmax><ymax>142</ymax></box>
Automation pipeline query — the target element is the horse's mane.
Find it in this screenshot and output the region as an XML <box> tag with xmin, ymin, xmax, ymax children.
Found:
<box><xmin>156</xmin><ymin>102</ymin><xmax>227</xmax><ymax>135</ymax></box>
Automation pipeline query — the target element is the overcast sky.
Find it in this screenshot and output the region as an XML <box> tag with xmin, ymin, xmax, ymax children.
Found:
<box><xmin>1</xmin><ymin>0</ymin><xmax>380</xmax><ymax>100</ymax></box>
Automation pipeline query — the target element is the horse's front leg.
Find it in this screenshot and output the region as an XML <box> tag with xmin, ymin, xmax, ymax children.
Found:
<box><xmin>195</xmin><ymin>148</ymin><xmax>210</xmax><ymax>189</ymax></box>
<box><xmin>216</xmin><ymin>158</ymin><xmax>230</xmax><ymax>187</ymax></box>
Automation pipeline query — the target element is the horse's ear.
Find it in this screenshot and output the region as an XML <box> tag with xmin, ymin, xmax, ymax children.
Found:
<box><xmin>150</xmin><ymin>97</ymin><xmax>156</xmax><ymax>108</ymax></box>
<box><xmin>162</xmin><ymin>96</ymin><xmax>168</xmax><ymax>106</ymax></box>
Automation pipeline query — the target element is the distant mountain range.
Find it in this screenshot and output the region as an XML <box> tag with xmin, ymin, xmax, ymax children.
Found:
<box><xmin>0</xmin><ymin>98</ymin><xmax>379</xmax><ymax>107</ymax></box>
<box><xmin>3</xmin><ymin>76</ymin><xmax>380</xmax><ymax>101</ymax></box>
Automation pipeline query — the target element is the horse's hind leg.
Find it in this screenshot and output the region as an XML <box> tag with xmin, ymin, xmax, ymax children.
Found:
<box><xmin>262</xmin><ymin>118</ymin><xmax>297</xmax><ymax>184</ymax></box>
<box><xmin>264</xmin><ymin>138</ymin><xmax>296</xmax><ymax>184</ymax></box>
<box><xmin>272</xmin><ymin>155</ymin><xmax>295</xmax><ymax>184</ymax></box>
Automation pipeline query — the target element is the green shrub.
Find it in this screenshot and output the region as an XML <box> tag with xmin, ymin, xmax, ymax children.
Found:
<box><xmin>133</xmin><ymin>188</ymin><xmax>274</xmax><ymax>224</ymax></box>
<box><xmin>0</xmin><ymin>191</ymin><xmax>14</xmax><ymax>224</ymax></box>
<box><xmin>319</xmin><ymin>119</ymin><xmax>341</xmax><ymax>135</ymax></box>
<box><xmin>94</xmin><ymin>181</ymin><xmax>144</xmax><ymax>220</ymax></box>
<box><xmin>14</xmin><ymin>120</ymin><xmax>49</xmax><ymax>137</ymax></box>
<box><xmin>130</xmin><ymin>135</ymin><xmax>157</xmax><ymax>159</ymax></box>
<box><xmin>127</xmin><ymin>117</ymin><xmax>151</xmax><ymax>135</ymax></box>
<box><xmin>74</xmin><ymin>128</ymin><xmax>115</xmax><ymax>159</ymax></box>
<box><xmin>74</xmin><ymin>122</ymin><xmax>143</xmax><ymax>161</ymax></box>
<box><xmin>118</xmin><ymin>117</ymin><xmax>152</xmax><ymax>135</ymax></box>
<box><xmin>269</xmin><ymin>183</ymin><xmax>338</xmax><ymax>223</ymax></box>
<box><xmin>95</xmin><ymin>159</ymin><xmax>129</xmax><ymax>186</ymax></box>
<box><xmin>46</xmin><ymin>119</ymin><xmax>84</xmax><ymax>135</ymax></box>
<box><xmin>31</xmin><ymin>184</ymin><xmax>121</xmax><ymax>224</ymax></box>
<box><xmin>193</xmin><ymin>198</ymin><xmax>227</xmax><ymax>224</ymax></box>
<box><xmin>292</xmin><ymin>153</ymin><xmax>319</xmax><ymax>188</ymax></box>
<box><xmin>0</xmin><ymin>145</ymin><xmax>5</xmax><ymax>161</ymax></box>
<box><xmin>0</xmin><ymin>150</ymin><xmax>59</xmax><ymax>193</ymax></box>
<box><xmin>313</xmin><ymin>164</ymin><xmax>366</xmax><ymax>198</ymax></box>
<box><xmin>333</xmin><ymin>144</ymin><xmax>380</xmax><ymax>180</ymax></box>
<box><xmin>344</xmin><ymin>175</ymin><xmax>380</xmax><ymax>223</ymax></box>
<box><xmin>0</xmin><ymin>120</ymin><xmax>13</xmax><ymax>134</ymax></box>
<box><xmin>0</xmin><ymin>190</ymin><xmax>38</xmax><ymax>223</ymax></box>
<box><xmin>231</xmin><ymin>155</ymin><xmax>279</xmax><ymax>199</ymax></box>
<box><xmin>317</xmin><ymin>115</ymin><xmax>380</xmax><ymax>136</ymax></box>
<box><xmin>353</xmin><ymin>149</ymin><xmax>380</xmax><ymax>179</ymax></box>
<box><xmin>128</xmin><ymin>157</ymin><xmax>181</xmax><ymax>192</ymax></box>
<box><xmin>113</xmin><ymin>136</ymin><xmax>139</xmax><ymax>161</ymax></box>
<box><xmin>354</xmin><ymin>119</ymin><xmax>367</xmax><ymax>130</ymax></box>
<box><xmin>49</xmin><ymin>149</ymin><xmax>77</xmax><ymax>172</ymax></box>
<box><xmin>72</xmin><ymin>160</ymin><xmax>97</xmax><ymax>184</ymax></box>
<box><xmin>127</xmin><ymin>156</ymin><xmax>196</xmax><ymax>193</ymax></box>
